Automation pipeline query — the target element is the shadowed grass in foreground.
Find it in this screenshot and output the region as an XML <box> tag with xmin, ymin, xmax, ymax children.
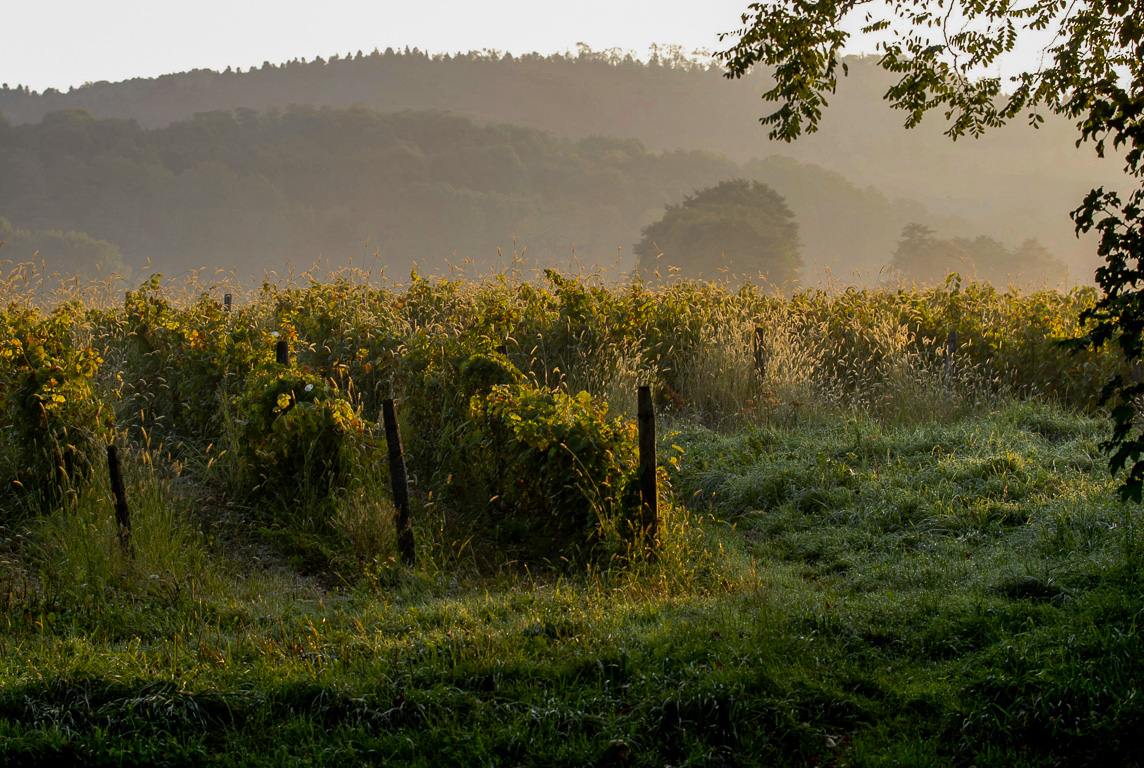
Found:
<box><xmin>1</xmin><ymin>402</ymin><xmax>1140</xmax><ymax>766</ymax></box>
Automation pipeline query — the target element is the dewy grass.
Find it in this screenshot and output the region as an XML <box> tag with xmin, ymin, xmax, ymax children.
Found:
<box><xmin>1</xmin><ymin>401</ymin><xmax>1141</xmax><ymax>766</ymax></box>
<box><xmin>24</xmin><ymin>439</ymin><xmax>215</xmax><ymax>611</ymax></box>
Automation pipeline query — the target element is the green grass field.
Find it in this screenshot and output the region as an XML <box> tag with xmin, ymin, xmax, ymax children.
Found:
<box><xmin>1</xmin><ymin>272</ymin><xmax>1141</xmax><ymax>766</ymax></box>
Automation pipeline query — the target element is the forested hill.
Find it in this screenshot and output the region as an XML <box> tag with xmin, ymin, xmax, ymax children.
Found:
<box><xmin>0</xmin><ymin>48</ymin><xmax>1118</xmax><ymax>274</ymax></box>
<box><xmin>2</xmin><ymin>105</ymin><xmax>959</xmax><ymax>280</ymax></box>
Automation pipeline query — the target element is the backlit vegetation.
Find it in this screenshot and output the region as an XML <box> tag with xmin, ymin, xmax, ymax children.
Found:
<box><xmin>0</xmin><ymin>265</ymin><xmax>1139</xmax><ymax>765</ymax></box>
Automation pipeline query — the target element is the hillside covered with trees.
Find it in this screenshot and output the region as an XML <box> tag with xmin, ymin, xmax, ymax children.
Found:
<box><xmin>0</xmin><ymin>48</ymin><xmax>1115</xmax><ymax>277</ymax></box>
<box><xmin>0</xmin><ymin>105</ymin><xmax>1064</xmax><ymax>284</ymax></box>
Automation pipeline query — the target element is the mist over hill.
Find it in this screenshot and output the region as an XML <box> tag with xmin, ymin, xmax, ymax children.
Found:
<box><xmin>0</xmin><ymin>216</ymin><xmax>128</xmax><ymax>280</ymax></box>
<box><xmin>0</xmin><ymin>47</ymin><xmax>1112</xmax><ymax>282</ymax></box>
<box><xmin>3</xmin><ymin>105</ymin><xmax>966</xmax><ymax>281</ymax></box>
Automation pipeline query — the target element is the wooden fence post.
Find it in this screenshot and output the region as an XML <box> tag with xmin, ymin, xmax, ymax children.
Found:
<box><xmin>224</xmin><ymin>293</ymin><xmax>232</xmax><ymax>312</ymax></box>
<box><xmin>383</xmin><ymin>398</ymin><xmax>416</xmax><ymax>565</ymax></box>
<box><xmin>276</xmin><ymin>339</ymin><xmax>289</xmax><ymax>366</ymax></box>
<box><xmin>106</xmin><ymin>445</ymin><xmax>132</xmax><ymax>557</ymax></box>
<box><xmin>753</xmin><ymin>327</ymin><xmax>767</xmax><ymax>380</ymax></box>
<box><xmin>637</xmin><ymin>385</ymin><xmax>659</xmax><ymax>547</ymax></box>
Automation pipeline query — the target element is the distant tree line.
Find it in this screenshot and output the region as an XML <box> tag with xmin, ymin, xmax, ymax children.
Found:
<box><xmin>892</xmin><ymin>224</ymin><xmax>1067</xmax><ymax>287</ymax></box>
<box><xmin>0</xmin><ymin>216</ymin><xmax>127</xmax><ymax>278</ymax></box>
<box><xmin>0</xmin><ymin>104</ymin><xmax>1067</xmax><ymax>284</ymax></box>
<box><xmin>0</xmin><ymin>104</ymin><xmax>958</xmax><ymax>281</ymax></box>
<box><xmin>0</xmin><ymin>47</ymin><xmax>1111</xmax><ymax>276</ymax></box>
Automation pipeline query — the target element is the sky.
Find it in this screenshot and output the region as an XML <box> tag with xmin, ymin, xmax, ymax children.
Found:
<box><xmin>4</xmin><ymin>0</ymin><xmax>749</xmax><ymax>91</ymax></box>
<box><xmin>2</xmin><ymin>0</ymin><xmax>1058</xmax><ymax>93</ymax></box>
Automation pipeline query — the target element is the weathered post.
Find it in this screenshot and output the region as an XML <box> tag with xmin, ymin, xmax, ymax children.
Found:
<box><xmin>106</xmin><ymin>445</ymin><xmax>132</xmax><ymax>556</ymax></box>
<box><xmin>382</xmin><ymin>398</ymin><xmax>416</xmax><ymax>565</ymax></box>
<box><xmin>276</xmin><ymin>339</ymin><xmax>289</xmax><ymax>366</ymax></box>
<box><xmin>637</xmin><ymin>385</ymin><xmax>659</xmax><ymax>547</ymax></box>
<box><xmin>224</xmin><ymin>293</ymin><xmax>232</xmax><ymax>312</ymax></box>
<box><xmin>753</xmin><ymin>327</ymin><xmax>767</xmax><ymax>380</ymax></box>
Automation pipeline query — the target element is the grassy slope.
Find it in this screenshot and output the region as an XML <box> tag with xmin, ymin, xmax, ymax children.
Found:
<box><xmin>1</xmin><ymin>401</ymin><xmax>1140</xmax><ymax>767</ymax></box>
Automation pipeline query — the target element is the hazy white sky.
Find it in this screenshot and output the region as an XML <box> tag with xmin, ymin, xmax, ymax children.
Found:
<box><xmin>3</xmin><ymin>0</ymin><xmax>1056</xmax><ymax>92</ymax></box>
<box><xmin>3</xmin><ymin>0</ymin><xmax>745</xmax><ymax>91</ymax></box>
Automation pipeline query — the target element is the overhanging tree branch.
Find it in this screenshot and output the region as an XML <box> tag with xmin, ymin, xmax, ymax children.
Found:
<box><xmin>717</xmin><ymin>0</ymin><xmax>1143</xmax><ymax>497</ymax></box>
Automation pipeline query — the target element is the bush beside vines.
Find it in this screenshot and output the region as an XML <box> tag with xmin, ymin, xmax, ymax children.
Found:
<box><xmin>0</xmin><ymin>301</ymin><xmax>112</xmax><ymax>508</ymax></box>
<box><xmin>234</xmin><ymin>365</ymin><xmax>366</xmax><ymax>501</ymax></box>
<box><xmin>473</xmin><ymin>384</ymin><xmax>639</xmax><ymax>552</ymax></box>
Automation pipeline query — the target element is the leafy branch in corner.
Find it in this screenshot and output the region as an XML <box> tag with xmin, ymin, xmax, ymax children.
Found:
<box><xmin>718</xmin><ymin>0</ymin><xmax>1144</xmax><ymax>498</ymax></box>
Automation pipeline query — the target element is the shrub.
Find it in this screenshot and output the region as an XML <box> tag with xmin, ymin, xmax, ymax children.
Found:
<box><xmin>0</xmin><ymin>301</ymin><xmax>112</xmax><ymax>507</ymax></box>
<box><xmin>234</xmin><ymin>366</ymin><xmax>367</xmax><ymax>502</ymax></box>
<box><xmin>264</xmin><ymin>278</ymin><xmax>405</xmax><ymax>422</ymax></box>
<box><xmin>396</xmin><ymin>332</ymin><xmax>640</xmax><ymax>557</ymax></box>
<box><xmin>471</xmin><ymin>384</ymin><xmax>639</xmax><ymax>552</ymax></box>
<box><xmin>398</xmin><ymin>335</ymin><xmax>530</xmax><ymax>528</ymax></box>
